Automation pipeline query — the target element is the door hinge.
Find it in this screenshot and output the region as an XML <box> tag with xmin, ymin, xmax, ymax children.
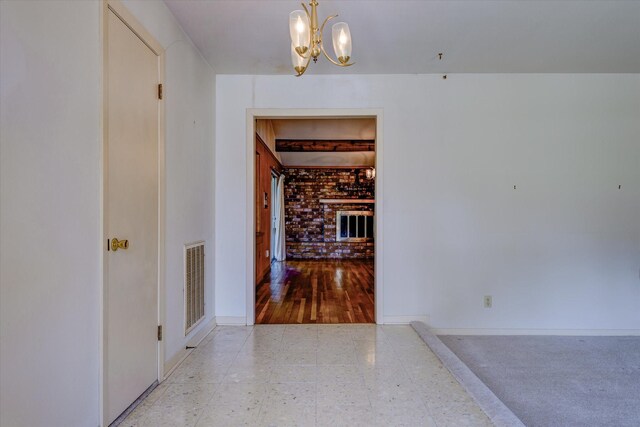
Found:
<box><xmin>158</xmin><ymin>83</ymin><xmax>163</xmax><ymax>100</ymax></box>
<box><xmin>157</xmin><ymin>325</ymin><xmax>163</xmax><ymax>341</ymax></box>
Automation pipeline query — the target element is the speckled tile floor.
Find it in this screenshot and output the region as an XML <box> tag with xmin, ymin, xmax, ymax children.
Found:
<box><xmin>121</xmin><ymin>325</ymin><xmax>492</xmax><ymax>427</ymax></box>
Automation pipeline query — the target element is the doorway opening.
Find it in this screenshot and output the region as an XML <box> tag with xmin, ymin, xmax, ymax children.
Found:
<box><xmin>252</xmin><ymin>116</ymin><xmax>378</xmax><ymax>324</ymax></box>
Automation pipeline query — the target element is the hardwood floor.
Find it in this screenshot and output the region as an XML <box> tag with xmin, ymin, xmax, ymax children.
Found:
<box><xmin>255</xmin><ymin>260</ymin><xmax>374</xmax><ymax>324</ymax></box>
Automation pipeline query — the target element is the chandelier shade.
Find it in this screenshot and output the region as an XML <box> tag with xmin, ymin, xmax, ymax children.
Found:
<box><xmin>289</xmin><ymin>10</ymin><xmax>310</xmax><ymax>54</ymax></box>
<box><xmin>331</xmin><ymin>22</ymin><xmax>352</xmax><ymax>64</ymax></box>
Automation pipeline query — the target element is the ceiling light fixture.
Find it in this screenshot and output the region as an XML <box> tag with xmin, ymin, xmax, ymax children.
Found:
<box><xmin>365</xmin><ymin>167</ymin><xmax>376</xmax><ymax>180</ymax></box>
<box><xmin>289</xmin><ymin>1</ymin><xmax>354</xmax><ymax>76</ymax></box>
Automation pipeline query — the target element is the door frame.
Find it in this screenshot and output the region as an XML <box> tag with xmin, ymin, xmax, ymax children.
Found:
<box><xmin>100</xmin><ymin>1</ymin><xmax>166</xmax><ymax>425</ymax></box>
<box><xmin>245</xmin><ymin>109</ymin><xmax>384</xmax><ymax>325</ymax></box>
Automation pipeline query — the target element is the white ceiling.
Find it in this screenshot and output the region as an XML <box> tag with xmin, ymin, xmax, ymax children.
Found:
<box><xmin>164</xmin><ymin>0</ymin><xmax>640</xmax><ymax>74</ymax></box>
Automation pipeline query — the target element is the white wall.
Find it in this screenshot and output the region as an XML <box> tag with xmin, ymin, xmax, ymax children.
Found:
<box><xmin>0</xmin><ymin>1</ymin><xmax>215</xmax><ymax>425</ymax></box>
<box><xmin>0</xmin><ymin>1</ymin><xmax>101</xmax><ymax>426</ymax></box>
<box><xmin>122</xmin><ymin>0</ymin><xmax>216</xmax><ymax>372</ymax></box>
<box><xmin>215</xmin><ymin>74</ymin><xmax>640</xmax><ymax>332</ymax></box>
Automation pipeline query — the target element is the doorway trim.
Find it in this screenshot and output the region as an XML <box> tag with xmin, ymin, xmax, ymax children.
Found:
<box><xmin>245</xmin><ymin>109</ymin><xmax>384</xmax><ymax>325</ymax></box>
<box><xmin>100</xmin><ymin>0</ymin><xmax>166</xmax><ymax>425</ymax></box>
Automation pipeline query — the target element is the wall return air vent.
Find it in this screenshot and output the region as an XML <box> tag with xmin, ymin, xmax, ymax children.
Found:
<box><xmin>184</xmin><ymin>241</ymin><xmax>205</xmax><ymax>335</ymax></box>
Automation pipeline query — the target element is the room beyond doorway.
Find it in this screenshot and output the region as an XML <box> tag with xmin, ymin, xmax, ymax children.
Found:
<box><xmin>256</xmin><ymin>260</ymin><xmax>375</xmax><ymax>324</ymax></box>
<box><xmin>251</xmin><ymin>114</ymin><xmax>379</xmax><ymax>324</ymax></box>
<box><xmin>246</xmin><ymin>109</ymin><xmax>383</xmax><ymax>325</ymax></box>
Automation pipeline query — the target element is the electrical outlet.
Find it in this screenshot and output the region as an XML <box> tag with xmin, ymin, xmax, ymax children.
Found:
<box><xmin>484</xmin><ymin>295</ymin><xmax>492</xmax><ymax>308</ymax></box>
<box><xmin>265</xmin><ymin>249</ymin><xmax>269</xmax><ymax>258</ymax></box>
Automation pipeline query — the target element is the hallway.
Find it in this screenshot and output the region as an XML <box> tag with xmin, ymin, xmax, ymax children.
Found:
<box><xmin>256</xmin><ymin>260</ymin><xmax>375</xmax><ymax>324</ymax></box>
<box><xmin>122</xmin><ymin>324</ymin><xmax>491</xmax><ymax>426</ymax></box>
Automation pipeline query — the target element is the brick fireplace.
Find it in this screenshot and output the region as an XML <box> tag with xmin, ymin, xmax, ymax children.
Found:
<box><xmin>284</xmin><ymin>167</ymin><xmax>375</xmax><ymax>259</ymax></box>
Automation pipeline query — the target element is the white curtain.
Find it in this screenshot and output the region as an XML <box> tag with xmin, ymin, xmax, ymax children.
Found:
<box><xmin>273</xmin><ymin>174</ymin><xmax>287</xmax><ymax>261</ymax></box>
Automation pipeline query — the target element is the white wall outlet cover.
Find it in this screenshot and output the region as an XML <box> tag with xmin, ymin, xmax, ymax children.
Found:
<box><xmin>484</xmin><ymin>296</ymin><xmax>492</xmax><ymax>308</ymax></box>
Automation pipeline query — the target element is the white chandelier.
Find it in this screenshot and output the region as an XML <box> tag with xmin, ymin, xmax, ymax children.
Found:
<box><xmin>289</xmin><ymin>1</ymin><xmax>354</xmax><ymax>76</ymax></box>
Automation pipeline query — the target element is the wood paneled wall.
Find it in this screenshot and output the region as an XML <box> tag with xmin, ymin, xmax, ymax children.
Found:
<box><xmin>255</xmin><ymin>134</ymin><xmax>283</xmax><ymax>283</ymax></box>
<box><xmin>256</xmin><ymin>119</ymin><xmax>281</xmax><ymax>162</ymax></box>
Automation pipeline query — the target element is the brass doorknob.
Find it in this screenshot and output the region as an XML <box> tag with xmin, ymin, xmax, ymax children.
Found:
<box><xmin>111</xmin><ymin>238</ymin><xmax>129</xmax><ymax>251</ymax></box>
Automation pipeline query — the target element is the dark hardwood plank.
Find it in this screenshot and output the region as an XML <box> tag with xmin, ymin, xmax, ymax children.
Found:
<box><xmin>255</xmin><ymin>260</ymin><xmax>375</xmax><ymax>324</ymax></box>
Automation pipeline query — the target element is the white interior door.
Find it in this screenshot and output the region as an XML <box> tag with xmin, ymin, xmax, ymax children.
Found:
<box><xmin>106</xmin><ymin>8</ymin><xmax>159</xmax><ymax>424</ymax></box>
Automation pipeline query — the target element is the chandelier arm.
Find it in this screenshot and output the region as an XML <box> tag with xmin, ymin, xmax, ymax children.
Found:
<box><xmin>320</xmin><ymin>43</ymin><xmax>354</xmax><ymax>67</ymax></box>
<box><xmin>319</xmin><ymin>14</ymin><xmax>338</xmax><ymax>35</ymax></box>
<box><xmin>301</xmin><ymin>3</ymin><xmax>312</xmax><ymax>24</ymax></box>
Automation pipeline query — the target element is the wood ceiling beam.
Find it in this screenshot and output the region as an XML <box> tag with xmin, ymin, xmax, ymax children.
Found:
<box><xmin>275</xmin><ymin>139</ymin><xmax>375</xmax><ymax>152</ymax></box>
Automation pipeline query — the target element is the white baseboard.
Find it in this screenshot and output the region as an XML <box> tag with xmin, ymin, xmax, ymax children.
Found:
<box><xmin>187</xmin><ymin>317</ymin><xmax>217</xmax><ymax>346</ymax></box>
<box><xmin>163</xmin><ymin>317</ymin><xmax>217</xmax><ymax>379</ymax></box>
<box><xmin>382</xmin><ymin>315</ymin><xmax>430</xmax><ymax>325</ymax></box>
<box><xmin>163</xmin><ymin>348</ymin><xmax>189</xmax><ymax>381</ymax></box>
<box><xmin>431</xmin><ymin>328</ymin><xmax>640</xmax><ymax>336</ymax></box>
<box><xmin>215</xmin><ymin>316</ymin><xmax>247</xmax><ymax>325</ymax></box>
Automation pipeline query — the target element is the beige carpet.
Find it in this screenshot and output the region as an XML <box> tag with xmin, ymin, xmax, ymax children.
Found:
<box><xmin>439</xmin><ymin>335</ymin><xmax>640</xmax><ymax>427</ymax></box>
